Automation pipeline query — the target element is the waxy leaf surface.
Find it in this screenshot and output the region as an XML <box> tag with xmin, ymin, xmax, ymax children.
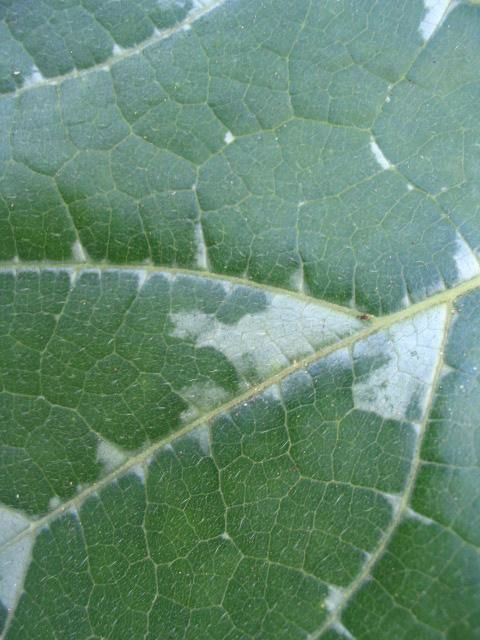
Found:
<box><xmin>1</xmin><ymin>1</ymin><xmax>480</xmax><ymax>638</ymax></box>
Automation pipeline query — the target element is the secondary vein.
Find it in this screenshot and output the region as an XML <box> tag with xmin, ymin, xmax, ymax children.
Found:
<box><xmin>1</xmin><ymin>273</ymin><xmax>479</xmax><ymax>554</ymax></box>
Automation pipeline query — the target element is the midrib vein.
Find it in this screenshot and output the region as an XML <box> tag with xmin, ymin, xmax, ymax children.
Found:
<box><xmin>309</xmin><ymin>303</ymin><xmax>456</xmax><ymax>640</ymax></box>
<box><xmin>1</xmin><ymin>272</ymin><xmax>480</xmax><ymax>554</ymax></box>
<box><xmin>0</xmin><ymin>261</ymin><xmax>362</xmax><ymax>317</ymax></box>
<box><xmin>9</xmin><ymin>0</ymin><xmax>227</xmax><ymax>98</ymax></box>
<box><xmin>4</xmin><ymin>261</ymin><xmax>480</xmax><ymax>317</ymax></box>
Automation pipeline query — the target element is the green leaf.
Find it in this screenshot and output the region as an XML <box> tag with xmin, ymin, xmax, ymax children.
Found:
<box><xmin>1</xmin><ymin>0</ymin><xmax>480</xmax><ymax>638</ymax></box>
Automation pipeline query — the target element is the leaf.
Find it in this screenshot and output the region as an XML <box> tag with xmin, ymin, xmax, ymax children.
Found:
<box><xmin>1</xmin><ymin>0</ymin><xmax>480</xmax><ymax>638</ymax></box>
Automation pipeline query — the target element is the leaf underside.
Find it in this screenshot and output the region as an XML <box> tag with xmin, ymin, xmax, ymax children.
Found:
<box><xmin>1</xmin><ymin>0</ymin><xmax>480</xmax><ymax>638</ymax></box>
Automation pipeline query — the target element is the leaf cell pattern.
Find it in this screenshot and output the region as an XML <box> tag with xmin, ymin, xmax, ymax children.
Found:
<box><xmin>1</xmin><ymin>0</ymin><xmax>480</xmax><ymax>638</ymax></box>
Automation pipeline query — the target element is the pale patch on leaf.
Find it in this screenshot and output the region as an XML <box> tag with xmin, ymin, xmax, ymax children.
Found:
<box><xmin>0</xmin><ymin>507</ymin><xmax>33</xmax><ymax>612</ymax></box>
<box><xmin>353</xmin><ymin>306</ymin><xmax>447</xmax><ymax>422</ymax></box>
<box><xmin>170</xmin><ymin>293</ymin><xmax>362</xmax><ymax>380</ymax></box>
<box><xmin>22</xmin><ymin>65</ymin><xmax>44</xmax><ymax>88</ymax></box>
<box><xmin>384</xmin><ymin>493</ymin><xmax>402</xmax><ymax>516</ymax></box>
<box><xmin>189</xmin><ymin>425</ymin><xmax>210</xmax><ymax>455</ymax></box>
<box><xmin>419</xmin><ymin>0</ymin><xmax>456</xmax><ymax>42</ymax></box>
<box><xmin>370</xmin><ymin>139</ymin><xmax>392</xmax><ymax>170</ymax></box>
<box><xmin>179</xmin><ymin>380</ymin><xmax>232</xmax><ymax>423</ymax></box>
<box><xmin>406</xmin><ymin>508</ymin><xmax>434</xmax><ymax>525</ymax></box>
<box><xmin>136</xmin><ymin>269</ymin><xmax>149</xmax><ymax>289</ymax></box>
<box><xmin>96</xmin><ymin>437</ymin><xmax>128</xmax><ymax>474</ymax></box>
<box><xmin>289</xmin><ymin>265</ymin><xmax>305</xmax><ymax>293</ymax></box>
<box><xmin>324</xmin><ymin>585</ymin><xmax>345</xmax><ymax>613</ymax></box>
<box><xmin>0</xmin><ymin>508</ymin><xmax>30</xmax><ymax>547</ymax></box>
<box><xmin>332</xmin><ymin>622</ymin><xmax>355</xmax><ymax>640</ymax></box>
<box><xmin>129</xmin><ymin>464</ymin><xmax>147</xmax><ymax>484</ymax></box>
<box><xmin>194</xmin><ymin>221</ymin><xmax>209</xmax><ymax>269</ymax></box>
<box><xmin>71</xmin><ymin>239</ymin><xmax>87</xmax><ymax>262</ymax></box>
<box><xmin>452</xmin><ymin>234</ymin><xmax>480</xmax><ymax>281</ymax></box>
<box><xmin>263</xmin><ymin>383</ymin><xmax>281</xmax><ymax>402</ymax></box>
<box><xmin>191</xmin><ymin>0</ymin><xmax>225</xmax><ymax>9</ymax></box>
<box><xmin>48</xmin><ymin>496</ymin><xmax>62</xmax><ymax>510</ymax></box>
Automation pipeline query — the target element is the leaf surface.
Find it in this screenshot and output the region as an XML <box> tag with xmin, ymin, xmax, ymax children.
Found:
<box><xmin>1</xmin><ymin>0</ymin><xmax>480</xmax><ymax>638</ymax></box>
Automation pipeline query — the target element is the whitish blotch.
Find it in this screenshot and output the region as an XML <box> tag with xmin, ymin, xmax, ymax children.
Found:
<box><xmin>370</xmin><ymin>138</ymin><xmax>392</xmax><ymax>170</ymax></box>
<box><xmin>353</xmin><ymin>306</ymin><xmax>447</xmax><ymax>422</ymax></box>
<box><xmin>384</xmin><ymin>493</ymin><xmax>402</xmax><ymax>516</ymax></box>
<box><xmin>71</xmin><ymin>239</ymin><xmax>87</xmax><ymax>262</ymax></box>
<box><xmin>170</xmin><ymin>289</ymin><xmax>362</xmax><ymax>381</ymax></box>
<box><xmin>23</xmin><ymin>65</ymin><xmax>44</xmax><ymax>88</ymax></box>
<box><xmin>48</xmin><ymin>495</ymin><xmax>62</xmax><ymax>510</ymax></box>
<box><xmin>194</xmin><ymin>221</ymin><xmax>209</xmax><ymax>269</ymax></box>
<box><xmin>289</xmin><ymin>265</ymin><xmax>305</xmax><ymax>293</ymax></box>
<box><xmin>406</xmin><ymin>507</ymin><xmax>434</xmax><ymax>525</ymax></box>
<box><xmin>331</xmin><ymin>622</ymin><xmax>354</xmax><ymax>640</ymax></box>
<box><xmin>129</xmin><ymin>464</ymin><xmax>146</xmax><ymax>484</ymax></box>
<box><xmin>419</xmin><ymin>0</ymin><xmax>457</xmax><ymax>42</ymax></box>
<box><xmin>189</xmin><ymin>425</ymin><xmax>210</xmax><ymax>455</ymax></box>
<box><xmin>136</xmin><ymin>269</ymin><xmax>148</xmax><ymax>289</ymax></box>
<box><xmin>179</xmin><ymin>381</ymin><xmax>231</xmax><ymax>423</ymax></box>
<box><xmin>324</xmin><ymin>585</ymin><xmax>345</xmax><ymax>613</ymax></box>
<box><xmin>0</xmin><ymin>507</ymin><xmax>34</xmax><ymax>612</ymax></box>
<box><xmin>96</xmin><ymin>437</ymin><xmax>127</xmax><ymax>473</ymax></box>
<box><xmin>452</xmin><ymin>233</ymin><xmax>480</xmax><ymax>282</ymax></box>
